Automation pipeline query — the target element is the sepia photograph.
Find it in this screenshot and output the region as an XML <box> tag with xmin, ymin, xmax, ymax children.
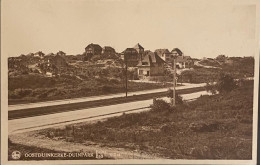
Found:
<box><xmin>1</xmin><ymin>0</ymin><xmax>259</xmax><ymax>164</ymax></box>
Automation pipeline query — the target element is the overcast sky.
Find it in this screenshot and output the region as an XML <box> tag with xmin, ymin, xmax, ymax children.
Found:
<box><xmin>1</xmin><ymin>0</ymin><xmax>258</xmax><ymax>58</ymax></box>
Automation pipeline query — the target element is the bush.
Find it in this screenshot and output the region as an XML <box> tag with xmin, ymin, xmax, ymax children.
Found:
<box><xmin>91</xmin><ymin>55</ymin><xmax>101</xmax><ymax>61</ymax></box>
<box><xmin>9</xmin><ymin>88</ymin><xmax>32</xmax><ymax>98</ymax></box>
<box><xmin>150</xmin><ymin>98</ymin><xmax>174</xmax><ymax>112</ymax></box>
<box><xmin>109</xmin><ymin>78</ymin><xmax>120</xmax><ymax>84</ymax></box>
<box><xmin>205</xmin><ymin>74</ymin><xmax>237</xmax><ymax>94</ymax></box>
<box><xmin>33</xmin><ymin>69</ymin><xmax>40</xmax><ymax>73</ymax></box>
<box><xmin>38</xmin><ymin>92</ymin><xmax>48</xmax><ymax>99</ymax></box>
<box><xmin>21</xmin><ymin>70</ymin><xmax>29</xmax><ymax>75</ymax></box>
<box><xmin>216</xmin><ymin>73</ymin><xmax>237</xmax><ymax>93</ymax></box>
<box><xmin>102</xmin><ymin>85</ymin><xmax>113</xmax><ymax>93</ymax></box>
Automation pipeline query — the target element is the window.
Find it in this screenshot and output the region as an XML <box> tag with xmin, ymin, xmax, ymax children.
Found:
<box><xmin>139</xmin><ymin>70</ymin><xmax>143</xmax><ymax>75</ymax></box>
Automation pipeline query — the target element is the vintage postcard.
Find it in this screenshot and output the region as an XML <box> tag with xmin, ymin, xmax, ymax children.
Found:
<box><xmin>1</xmin><ymin>0</ymin><xmax>259</xmax><ymax>164</ymax></box>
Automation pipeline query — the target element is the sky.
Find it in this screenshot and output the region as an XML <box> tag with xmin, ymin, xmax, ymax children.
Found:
<box><xmin>1</xmin><ymin>0</ymin><xmax>259</xmax><ymax>58</ymax></box>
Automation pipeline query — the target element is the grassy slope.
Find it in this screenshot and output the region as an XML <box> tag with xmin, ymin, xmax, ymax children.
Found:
<box><xmin>180</xmin><ymin>57</ymin><xmax>254</xmax><ymax>83</ymax></box>
<box><xmin>8</xmin><ymin>74</ymin><xmax>172</xmax><ymax>104</ymax></box>
<box><xmin>39</xmin><ymin>81</ymin><xmax>254</xmax><ymax>159</ymax></box>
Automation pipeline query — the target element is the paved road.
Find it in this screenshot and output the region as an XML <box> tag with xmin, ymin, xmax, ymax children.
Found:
<box><xmin>9</xmin><ymin>100</ymin><xmax>152</xmax><ymax>134</ymax></box>
<box><xmin>9</xmin><ymin>90</ymin><xmax>209</xmax><ymax>135</ymax></box>
<box><xmin>9</xmin><ymin>83</ymin><xmax>206</xmax><ymax>111</ymax></box>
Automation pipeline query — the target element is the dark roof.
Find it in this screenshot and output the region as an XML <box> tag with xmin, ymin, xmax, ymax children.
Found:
<box><xmin>137</xmin><ymin>52</ymin><xmax>165</xmax><ymax>67</ymax></box>
<box><xmin>155</xmin><ymin>49</ymin><xmax>170</xmax><ymax>56</ymax></box>
<box><xmin>103</xmin><ymin>46</ymin><xmax>115</xmax><ymax>51</ymax></box>
<box><xmin>133</xmin><ymin>43</ymin><xmax>144</xmax><ymax>49</ymax></box>
<box><xmin>122</xmin><ymin>48</ymin><xmax>138</xmax><ymax>54</ymax></box>
<box><xmin>143</xmin><ymin>50</ymin><xmax>153</xmax><ymax>56</ymax></box>
<box><xmin>171</xmin><ymin>48</ymin><xmax>183</xmax><ymax>56</ymax></box>
<box><xmin>85</xmin><ymin>43</ymin><xmax>102</xmax><ymax>50</ymax></box>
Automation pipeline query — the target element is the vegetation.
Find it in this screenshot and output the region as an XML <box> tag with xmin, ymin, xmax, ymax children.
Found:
<box><xmin>179</xmin><ymin>56</ymin><xmax>254</xmax><ymax>83</ymax></box>
<box><xmin>38</xmin><ymin>80</ymin><xmax>254</xmax><ymax>159</ymax></box>
<box><xmin>180</xmin><ymin>67</ymin><xmax>220</xmax><ymax>83</ymax></box>
<box><xmin>8</xmin><ymin>74</ymin><xmax>172</xmax><ymax>104</ymax></box>
<box><xmin>198</xmin><ymin>59</ymin><xmax>220</xmax><ymax>67</ymax></box>
<box><xmin>166</xmin><ymin>89</ymin><xmax>184</xmax><ymax>104</ymax></box>
<box><xmin>8</xmin><ymin>55</ymin><xmax>254</xmax><ymax>103</ymax></box>
<box><xmin>205</xmin><ymin>73</ymin><xmax>237</xmax><ymax>94</ymax></box>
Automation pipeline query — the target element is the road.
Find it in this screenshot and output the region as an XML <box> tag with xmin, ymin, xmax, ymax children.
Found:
<box><xmin>9</xmin><ymin>83</ymin><xmax>206</xmax><ymax>111</ymax></box>
<box><xmin>9</xmin><ymin>100</ymin><xmax>152</xmax><ymax>134</ymax></box>
<box><xmin>9</xmin><ymin>90</ymin><xmax>210</xmax><ymax>135</ymax></box>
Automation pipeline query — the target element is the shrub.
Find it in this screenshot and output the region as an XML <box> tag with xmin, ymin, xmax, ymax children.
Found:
<box><xmin>91</xmin><ymin>55</ymin><xmax>101</xmax><ymax>61</ymax></box>
<box><xmin>109</xmin><ymin>78</ymin><xmax>120</xmax><ymax>84</ymax></box>
<box><xmin>38</xmin><ymin>92</ymin><xmax>48</xmax><ymax>99</ymax></box>
<box><xmin>10</xmin><ymin>88</ymin><xmax>32</xmax><ymax>98</ymax></box>
<box><xmin>21</xmin><ymin>70</ymin><xmax>29</xmax><ymax>75</ymax></box>
<box><xmin>205</xmin><ymin>74</ymin><xmax>237</xmax><ymax>94</ymax></box>
<box><xmin>216</xmin><ymin>73</ymin><xmax>237</xmax><ymax>93</ymax></box>
<box><xmin>101</xmin><ymin>85</ymin><xmax>113</xmax><ymax>93</ymax></box>
<box><xmin>150</xmin><ymin>98</ymin><xmax>174</xmax><ymax>112</ymax></box>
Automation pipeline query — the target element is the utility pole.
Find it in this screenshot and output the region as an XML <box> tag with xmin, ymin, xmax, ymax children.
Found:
<box><xmin>125</xmin><ymin>56</ymin><xmax>128</xmax><ymax>97</ymax></box>
<box><xmin>172</xmin><ymin>58</ymin><xmax>176</xmax><ymax>106</ymax></box>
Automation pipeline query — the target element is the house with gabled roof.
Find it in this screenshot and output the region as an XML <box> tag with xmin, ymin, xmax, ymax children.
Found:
<box><xmin>171</xmin><ymin>48</ymin><xmax>183</xmax><ymax>56</ymax></box>
<box><xmin>102</xmin><ymin>46</ymin><xmax>115</xmax><ymax>54</ymax></box>
<box><xmin>137</xmin><ymin>52</ymin><xmax>165</xmax><ymax>79</ymax></box>
<box><xmin>155</xmin><ymin>49</ymin><xmax>171</xmax><ymax>63</ymax></box>
<box><xmin>133</xmin><ymin>43</ymin><xmax>145</xmax><ymax>60</ymax></box>
<box><xmin>170</xmin><ymin>48</ymin><xmax>194</xmax><ymax>69</ymax></box>
<box><xmin>85</xmin><ymin>43</ymin><xmax>102</xmax><ymax>56</ymax></box>
<box><xmin>102</xmin><ymin>46</ymin><xmax>117</xmax><ymax>59</ymax></box>
<box><xmin>133</xmin><ymin>43</ymin><xmax>144</xmax><ymax>54</ymax></box>
<box><xmin>122</xmin><ymin>48</ymin><xmax>139</xmax><ymax>67</ymax></box>
<box><xmin>121</xmin><ymin>43</ymin><xmax>145</xmax><ymax>67</ymax></box>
